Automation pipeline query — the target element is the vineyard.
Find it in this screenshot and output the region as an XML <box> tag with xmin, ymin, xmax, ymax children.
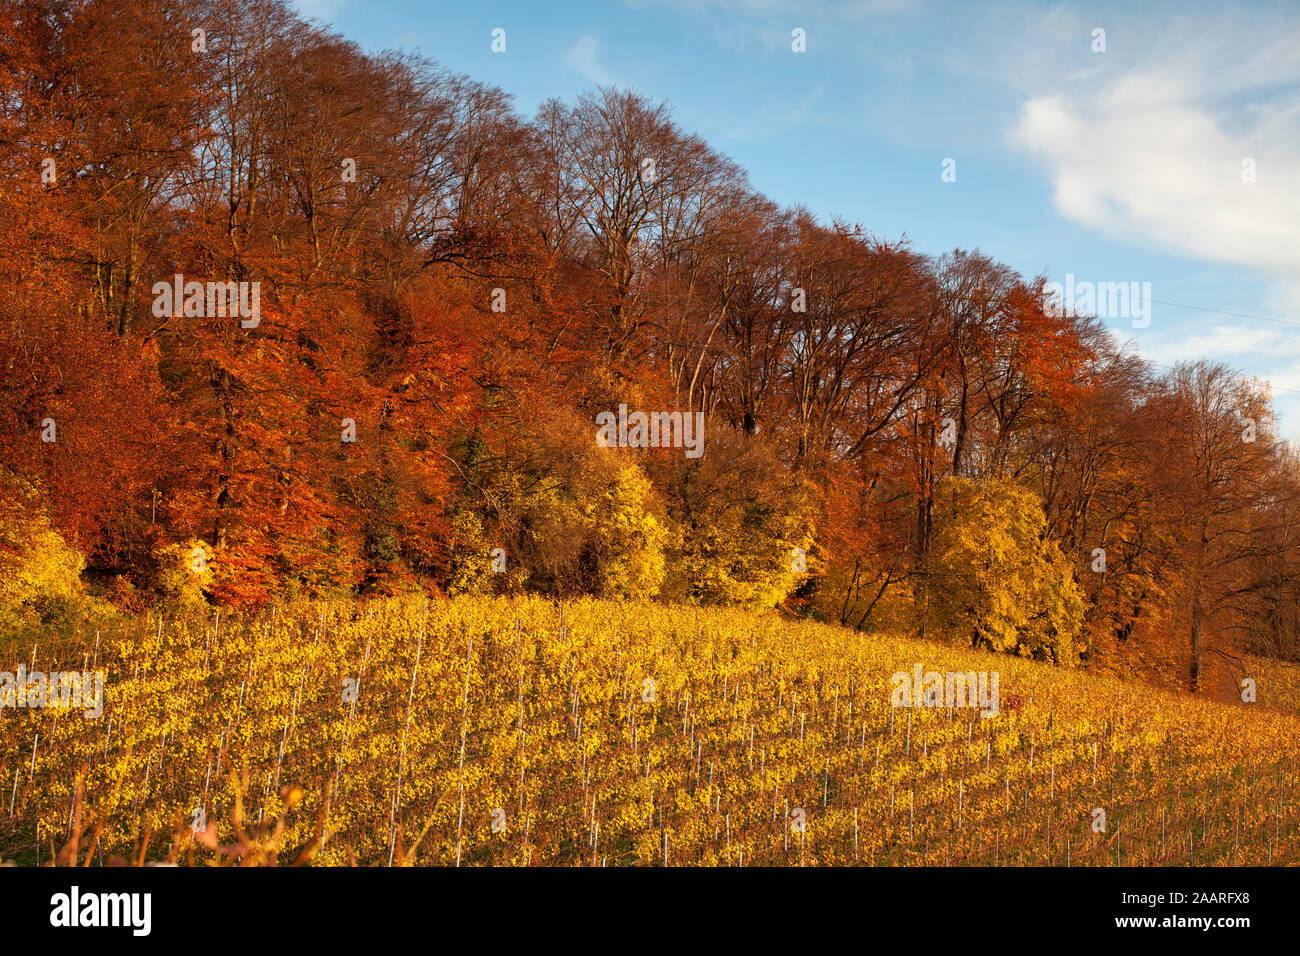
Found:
<box><xmin>2</xmin><ymin>596</ymin><xmax>1297</xmax><ymax>866</ymax></box>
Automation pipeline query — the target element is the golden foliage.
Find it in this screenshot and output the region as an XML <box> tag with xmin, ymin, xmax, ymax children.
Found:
<box><xmin>2</xmin><ymin>596</ymin><xmax>1297</xmax><ymax>866</ymax></box>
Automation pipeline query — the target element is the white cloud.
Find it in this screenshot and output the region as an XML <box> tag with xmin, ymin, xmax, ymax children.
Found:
<box><xmin>291</xmin><ymin>0</ymin><xmax>345</xmax><ymax>23</ymax></box>
<box><xmin>723</xmin><ymin>83</ymin><xmax>827</xmax><ymax>140</ymax></box>
<box><xmin>631</xmin><ymin>0</ymin><xmax>916</xmax><ymax>52</ymax></box>
<box><xmin>1265</xmin><ymin>279</ymin><xmax>1300</xmax><ymax>319</ymax></box>
<box><xmin>1135</xmin><ymin>319</ymin><xmax>1300</xmax><ymax>441</ymax></box>
<box><xmin>1011</xmin><ymin>79</ymin><xmax>1300</xmax><ymax>275</ymax></box>
<box><xmin>565</xmin><ymin>35</ymin><xmax>621</xmax><ymax>87</ymax></box>
<box><xmin>1140</xmin><ymin>323</ymin><xmax>1300</xmax><ymax>369</ymax></box>
<box><xmin>1007</xmin><ymin>13</ymin><xmax>1300</xmax><ymax>279</ymax></box>
<box><xmin>997</xmin><ymin>6</ymin><xmax>1300</xmax><ymax>434</ymax></box>
<box><xmin>638</xmin><ymin>0</ymin><xmax>916</xmax><ymax>16</ymax></box>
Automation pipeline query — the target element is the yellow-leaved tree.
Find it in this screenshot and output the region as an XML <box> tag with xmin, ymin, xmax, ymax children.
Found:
<box><xmin>445</xmin><ymin>409</ymin><xmax>668</xmax><ymax>599</ymax></box>
<box><xmin>0</xmin><ymin>471</ymin><xmax>102</xmax><ymax>634</ymax></box>
<box><xmin>662</xmin><ymin>429</ymin><xmax>816</xmax><ymax>611</ymax></box>
<box><xmin>581</xmin><ymin>460</ymin><xmax>669</xmax><ymax>600</ymax></box>
<box><xmin>154</xmin><ymin>538</ymin><xmax>215</xmax><ymax>612</ymax></box>
<box><xmin>927</xmin><ymin>475</ymin><xmax>1085</xmax><ymax>662</ymax></box>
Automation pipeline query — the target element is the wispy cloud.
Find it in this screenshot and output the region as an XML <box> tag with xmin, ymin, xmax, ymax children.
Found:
<box><xmin>565</xmin><ymin>35</ymin><xmax>621</xmax><ymax>87</ymax></box>
<box><xmin>631</xmin><ymin>0</ymin><xmax>916</xmax><ymax>54</ymax></box>
<box><xmin>643</xmin><ymin>0</ymin><xmax>917</xmax><ymax>18</ymax></box>
<box><xmin>1011</xmin><ymin>78</ymin><xmax>1300</xmax><ymax>275</ymax></box>
<box><xmin>1142</xmin><ymin>323</ymin><xmax>1300</xmax><ymax>369</ymax></box>
<box><xmin>291</xmin><ymin>0</ymin><xmax>345</xmax><ymax>23</ymax></box>
<box><xmin>975</xmin><ymin>4</ymin><xmax>1300</xmax><ymax>431</ymax></box>
<box><xmin>722</xmin><ymin>83</ymin><xmax>828</xmax><ymax>140</ymax></box>
<box><xmin>1004</xmin><ymin>10</ymin><xmax>1300</xmax><ymax>280</ymax></box>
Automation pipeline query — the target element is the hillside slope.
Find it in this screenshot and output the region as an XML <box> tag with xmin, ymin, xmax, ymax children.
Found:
<box><xmin>2</xmin><ymin>596</ymin><xmax>1297</xmax><ymax>865</ymax></box>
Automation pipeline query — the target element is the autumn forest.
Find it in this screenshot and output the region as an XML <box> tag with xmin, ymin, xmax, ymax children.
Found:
<box><xmin>3</xmin><ymin>0</ymin><xmax>1299</xmax><ymax>706</ymax></box>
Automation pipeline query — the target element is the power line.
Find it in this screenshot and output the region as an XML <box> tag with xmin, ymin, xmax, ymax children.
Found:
<box><xmin>1135</xmin><ymin>299</ymin><xmax>1300</xmax><ymax>394</ymax></box>
<box><xmin>1149</xmin><ymin>298</ymin><xmax>1300</xmax><ymax>329</ymax></box>
<box><xmin>1149</xmin><ymin>364</ymin><xmax>1300</xmax><ymax>398</ymax></box>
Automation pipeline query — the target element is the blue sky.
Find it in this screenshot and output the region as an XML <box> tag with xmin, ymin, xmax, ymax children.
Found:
<box><xmin>294</xmin><ymin>0</ymin><xmax>1300</xmax><ymax>438</ymax></box>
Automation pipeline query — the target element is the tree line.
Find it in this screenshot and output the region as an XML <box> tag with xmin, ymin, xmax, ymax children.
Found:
<box><xmin>2</xmin><ymin>0</ymin><xmax>1297</xmax><ymax>693</ymax></box>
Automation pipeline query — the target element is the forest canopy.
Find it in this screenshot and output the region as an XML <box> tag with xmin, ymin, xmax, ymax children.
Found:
<box><xmin>2</xmin><ymin>0</ymin><xmax>1297</xmax><ymax>698</ymax></box>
